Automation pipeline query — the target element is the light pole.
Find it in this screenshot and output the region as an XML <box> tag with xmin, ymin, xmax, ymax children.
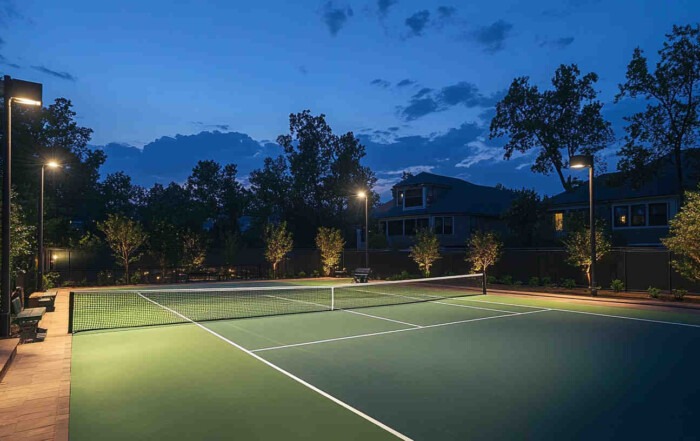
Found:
<box><xmin>357</xmin><ymin>191</ymin><xmax>369</xmax><ymax>267</ymax></box>
<box><xmin>570</xmin><ymin>154</ymin><xmax>596</xmax><ymax>296</ymax></box>
<box><xmin>38</xmin><ymin>161</ymin><xmax>60</xmax><ymax>291</ymax></box>
<box><xmin>1</xmin><ymin>76</ymin><xmax>42</xmax><ymax>338</ymax></box>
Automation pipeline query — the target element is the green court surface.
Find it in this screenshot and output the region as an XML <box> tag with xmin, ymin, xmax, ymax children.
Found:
<box><xmin>71</xmin><ymin>288</ymin><xmax>700</xmax><ymax>440</ymax></box>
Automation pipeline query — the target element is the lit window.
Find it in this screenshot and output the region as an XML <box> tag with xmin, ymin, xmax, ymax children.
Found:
<box><xmin>631</xmin><ymin>204</ymin><xmax>646</xmax><ymax>226</ymax></box>
<box><xmin>649</xmin><ymin>203</ymin><xmax>668</xmax><ymax>226</ymax></box>
<box><xmin>614</xmin><ymin>206</ymin><xmax>629</xmax><ymax>228</ymax></box>
<box><xmin>554</xmin><ymin>212</ymin><xmax>564</xmax><ymax>232</ymax></box>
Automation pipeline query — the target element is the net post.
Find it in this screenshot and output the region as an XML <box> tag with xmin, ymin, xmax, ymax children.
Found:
<box><xmin>482</xmin><ymin>272</ymin><xmax>487</xmax><ymax>295</ymax></box>
<box><xmin>331</xmin><ymin>286</ymin><xmax>335</xmax><ymax>311</ymax></box>
<box><xmin>68</xmin><ymin>291</ymin><xmax>74</xmax><ymax>333</ymax></box>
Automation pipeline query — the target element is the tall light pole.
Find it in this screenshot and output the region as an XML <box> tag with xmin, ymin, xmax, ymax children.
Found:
<box><xmin>358</xmin><ymin>191</ymin><xmax>369</xmax><ymax>267</ymax></box>
<box><xmin>570</xmin><ymin>154</ymin><xmax>596</xmax><ymax>296</ymax></box>
<box><xmin>38</xmin><ymin>161</ymin><xmax>60</xmax><ymax>291</ymax></box>
<box><xmin>1</xmin><ymin>76</ymin><xmax>42</xmax><ymax>337</ymax></box>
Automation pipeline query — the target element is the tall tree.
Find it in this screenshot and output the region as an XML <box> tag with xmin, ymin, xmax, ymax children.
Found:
<box><xmin>662</xmin><ymin>184</ymin><xmax>700</xmax><ymax>282</ymax></box>
<box><xmin>101</xmin><ymin>171</ymin><xmax>143</xmax><ymax>217</ymax></box>
<box><xmin>490</xmin><ymin>64</ymin><xmax>614</xmax><ymax>191</ymax></box>
<box><xmin>98</xmin><ymin>214</ymin><xmax>148</xmax><ymax>283</ymax></box>
<box><xmin>502</xmin><ymin>188</ymin><xmax>550</xmax><ymax>246</ymax></box>
<box><xmin>615</xmin><ymin>24</ymin><xmax>700</xmax><ymax>198</ymax></box>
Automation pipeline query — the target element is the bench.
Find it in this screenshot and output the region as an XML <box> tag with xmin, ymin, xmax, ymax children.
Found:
<box><xmin>334</xmin><ymin>268</ymin><xmax>349</xmax><ymax>278</ymax></box>
<box><xmin>353</xmin><ymin>268</ymin><xmax>371</xmax><ymax>283</ymax></box>
<box><xmin>11</xmin><ymin>296</ymin><xmax>47</xmax><ymax>343</ymax></box>
<box><xmin>28</xmin><ymin>290</ymin><xmax>58</xmax><ymax>312</ymax></box>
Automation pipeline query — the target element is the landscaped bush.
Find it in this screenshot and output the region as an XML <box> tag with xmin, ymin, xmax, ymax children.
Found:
<box><xmin>562</xmin><ymin>278</ymin><xmax>576</xmax><ymax>289</ymax></box>
<box><xmin>387</xmin><ymin>270</ymin><xmax>412</xmax><ymax>281</ymax></box>
<box><xmin>513</xmin><ymin>280</ymin><xmax>523</xmax><ymax>286</ymax></box>
<box><xmin>97</xmin><ymin>270</ymin><xmax>113</xmax><ymax>286</ymax></box>
<box><xmin>673</xmin><ymin>289</ymin><xmax>687</xmax><ymax>301</ymax></box>
<box><xmin>541</xmin><ymin>276</ymin><xmax>552</xmax><ymax>286</ymax></box>
<box><xmin>499</xmin><ymin>275</ymin><xmax>513</xmax><ymax>285</ymax></box>
<box><xmin>610</xmin><ymin>279</ymin><xmax>625</xmax><ymax>293</ymax></box>
<box><xmin>487</xmin><ymin>275</ymin><xmax>497</xmax><ymax>284</ymax></box>
<box><xmin>312</xmin><ymin>270</ymin><xmax>320</xmax><ymax>278</ymax></box>
<box><xmin>130</xmin><ymin>272</ymin><xmax>142</xmax><ymax>284</ymax></box>
<box><xmin>297</xmin><ymin>271</ymin><xmax>307</xmax><ymax>278</ymax></box>
<box><xmin>43</xmin><ymin>272</ymin><xmax>61</xmax><ymax>290</ymax></box>
<box><xmin>648</xmin><ymin>286</ymin><xmax>661</xmax><ymax>299</ymax></box>
<box><xmin>528</xmin><ymin>276</ymin><xmax>539</xmax><ymax>287</ymax></box>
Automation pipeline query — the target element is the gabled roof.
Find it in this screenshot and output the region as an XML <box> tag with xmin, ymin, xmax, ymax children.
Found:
<box><xmin>549</xmin><ymin>150</ymin><xmax>700</xmax><ymax>207</ymax></box>
<box><xmin>378</xmin><ymin>172</ymin><xmax>516</xmax><ymax>218</ymax></box>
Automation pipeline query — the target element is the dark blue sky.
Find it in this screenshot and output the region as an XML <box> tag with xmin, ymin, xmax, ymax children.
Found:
<box><xmin>2</xmin><ymin>0</ymin><xmax>697</xmax><ymax>198</ymax></box>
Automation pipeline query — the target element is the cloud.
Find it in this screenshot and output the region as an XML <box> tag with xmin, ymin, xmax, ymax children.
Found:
<box><xmin>398</xmin><ymin>82</ymin><xmax>496</xmax><ymax>121</ymax></box>
<box><xmin>539</xmin><ymin>36</ymin><xmax>574</xmax><ymax>49</ymax></box>
<box><xmin>387</xmin><ymin>126</ymin><xmax>400</xmax><ymax>132</ymax></box>
<box><xmin>396</xmin><ymin>79</ymin><xmax>415</xmax><ymax>88</ymax></box>
<box><xmin>455</xmin><ymin>137</ymin><xmax>503</xmax><ymax>168</ymax></box>
<box><xmin>0</xmin><ymin>53</ymin><xmax>20</xmax><ymax>68</ymax></box>
<box><xmin>405</xmin><ymin>10</ymin><xmax>430</xmax><ymax>37</ymax></box>
<box><xmin>437</xmin><ymin>6</ymin><xmax>457</xmax><ymax>19</ymax></box>
<box><xmin>0</xmin><ymin>1</ymin><xmax>21</xmax><ymax>27</ymax></box>
<box><xmin>191</xmin><ymin>121</ymin><xmax>230</xmax><ymax>131</ymax></box>
<box><xmin>31</xmin><ymin>65</ymin><xmax>76</xmax><ymax>81</ymax></box>
<box><xmin>298</xmin><ymin>65</ymin><xmax>308</xmax><ymax>75</ymax></box>
<box><xmin>471</xmin><ymin>20</ymin><xmax>513</xmax><ymax>53</ymax></box>
<box><xmin>321</xmin><ymin>2</ymin><xmax>353</xmax><ymax>36</ymax></box>
<box><xmin>377</xmin><ymin>0</ymin><xmax>397</xmax><ymax>19</ymax></box>
<box><xmin>370</xmin><ymin>78</ymin><xmax>391</xmax><ymax>88</ymax></box>
<box><xmin>385</xmin><ymin>165</ymin><xmax>436</xmax><ymax>175</ymax></box>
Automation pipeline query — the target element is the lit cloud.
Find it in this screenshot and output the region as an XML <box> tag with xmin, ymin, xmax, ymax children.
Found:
<box><xmin>455</xmin><ymin>137</ymin><xmax>502</xmax><ymax>168</ymax></box>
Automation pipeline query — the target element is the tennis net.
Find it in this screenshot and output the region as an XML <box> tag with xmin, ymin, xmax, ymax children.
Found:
<box><xmin>69</xmin><ymin>273</ymin><xmax>485</xmax><ymax>333</ymax></box>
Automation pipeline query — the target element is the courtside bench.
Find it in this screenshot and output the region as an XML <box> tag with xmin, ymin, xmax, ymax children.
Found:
<box><xmin>11</xmin><ymin>296</ymin><xmax>47</xmax><ymax>343</ymax></box>
<box><xmin>28</xmin><ymin>290</ymin><xmax>58</xmax><ymax>312</ymax></box>
<box><xmin>353</xmin><ymin>268</ymin><xmax>371</xmax><ymax>283</ymax></box>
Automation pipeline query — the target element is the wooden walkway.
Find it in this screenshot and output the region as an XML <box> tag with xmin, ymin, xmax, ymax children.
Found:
<box><xmin>0</xmin><ymin>290</ymin><xmax>71</xmax><ymax>441</ymax></box>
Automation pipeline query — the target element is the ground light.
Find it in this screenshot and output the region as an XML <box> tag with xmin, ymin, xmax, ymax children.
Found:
<box><xmin>570</xmin><ymin>154</ymin><xmax>597</xmax><ymax>296</ymax></box>
<box><xmin>1</xmin><ymin>76</ymin><xmax>43</xmax><ymax>338</ymax></box>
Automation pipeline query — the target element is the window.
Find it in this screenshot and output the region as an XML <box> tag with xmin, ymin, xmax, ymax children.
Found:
<box><xmin>631</xmin><ymin>204</ymin><xmax>646</xmax><ymax>227</ymax></box>
<box><xmin>649</xmin><ymin>203</ymin><xmax>668</xmax><ymax>226</ymax></box>
<box><xmin>404</xmin><ymin>188</ymin><xmax>423</xmax><ymax>208</ymax></box>
<box><xmin>404</xmin><ymin>219</ymin><xmax>416</xmax><ymax>236</ymax></box>
<box><xmin>433</xmin><ymin>216</ymin><xmax>453</xmax><ymax>235</ymax></box>
<box><xmin>388</xmin><ymin>220</ymin><xmax>402</xmax><ymax>236</ymax></box>
<box><xmin>554</xmin><ymin>212</ymin><xmax>564</xmax><ymax>232</ymax></box>
<box><xmin>614</xmin><ymin>206</ymin><xmax>629</xmax><ymax>228</ymax></box>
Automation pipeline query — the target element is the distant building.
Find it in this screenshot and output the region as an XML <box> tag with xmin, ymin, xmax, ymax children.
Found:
<box><xmin>549</xmin><ymin>152</ymin><xmax>700</xmax><ymax>246</ymax></box>
<box><xmin>372</xmin><ymin>172</ymin><xmax>516</xmax><ymax>249</ymax></box>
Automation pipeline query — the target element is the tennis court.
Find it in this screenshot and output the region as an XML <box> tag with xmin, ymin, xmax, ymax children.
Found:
<box><xmin>69</xmin><ymin>275</ymin><xmax>700</xmax><ymax>440</ymax></box>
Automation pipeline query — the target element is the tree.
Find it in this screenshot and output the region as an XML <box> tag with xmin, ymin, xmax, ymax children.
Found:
<box><xmin>264</xmin><ymin>222</ymin><xmax>293</xmax><ymax>277</ymax></box>
<box><xmin>563</xmin><ymin>223</ymin><xmax>611</xmax><ymax>286</ymax></box>
<box><xmin>662</xmin><ymin>185</ymin><xmax>700</xmax><ymax>282</ymax></box>
<box><xmin>466</xmin><ymin>231</ymin><xmax>502</xmax><ymax>277</ymax></box>
<box><xmin>181</xmin><ymin>230</ymin><xmax>207</xmax><ymax>271</ymax></box>
<box><xmin>0</xmin><ymin>190</ymin><xmax>35</xmax><ymax>281</ymax></box>
<box><xmin>223</xmin><ymin>230</ymin><xmax>240</xmax><ymax>266</ymax></box>
<box><xmin>101</xmin><ymin>172</ymin><xmax>143</xmax><ymax>218</ymax></box>
<box><xmin>615</xmin><ymin>24</ymin><xmax>700</xmax><ymax>199</ymax></box>
<box><xmin>315</xmin><ymin>227</ymin><xmax>345</xmax><ymax>276</ymax></box>
<box><xmin>490</xmin><ymin>64</ymin><xmax>614</xmax><ymax>191</ymax></box>
<box><xmin>502</xmin><ymin>188</ymin><xmax>550</xmax><ymax>246</ymax></box>
<box><xmin>148</xmin><ymin>221</ymin><xmax>182</xmax><ymax>273</ymax></box>
<box><xmin>409</xmin><ymin>229</ymin><xmax>441</xmax><ymax>277</ymax></box>
<box><xmin>98</xmin><ymin>214</ymin><xmax>148</xmax><ymax>283</ymax></box>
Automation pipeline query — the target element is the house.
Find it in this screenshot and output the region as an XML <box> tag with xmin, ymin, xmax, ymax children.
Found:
<box><xmin>372</xmin><ymin>172</ymin><xmax>516</xmax><ymax>248</ymax></box>
<box><xmin>548</xmin><ymin>153</ymin><xmax>699</xmax><ymax>246</ymax></box>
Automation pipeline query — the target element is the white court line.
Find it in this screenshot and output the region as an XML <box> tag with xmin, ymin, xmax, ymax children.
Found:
<box><xmin>264</xmin><ymin>294</ymin><xmax>422</xmax><ymax>328</ymax></box>
<box><xmin>454</xmin><ymin>297</ymin><xmax>700</xmax><ymax>329</ymax></box>
<box><xmin>136</xmin><ymin>293</ymin><xmax>413</xmax><ymax>441</ymax></box>
<box><xmin>252</xmin><ymin>309</ymin><xmax>549</xmax><ymax>353</ymax></box>
<box><xmin>431</xmin><ymin>300</ymin><xmax>525</xmax><ymax>314</ymax></box>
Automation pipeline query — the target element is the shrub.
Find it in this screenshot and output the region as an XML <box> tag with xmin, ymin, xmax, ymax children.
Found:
<box><xmin>541</xmin><ymin>276</ymin><xmax>552</xmax><ymax>286</ymax></box>
<box><xmin>610</xmin><ymin>279</ymin><xmax>625</xmax><ymax>293</ymax></box>
<box><xmin>487</xmin><ymin>275</ymin><xmax>497</xmax><ymax>284</ymax></box>
<box><xmin>513</xmin><ymin>280</ymin><xmax>523</xmax><ymax>286</ymax></box>
<box><xmin>130</xmin><ymin>272</ymin><xmax>142</xmax><ymax>284</ymax></box>
<box><xmin>528</xmin><ymin>276</ymin><xmax>539</xmax><ymax>287</ymax></box>
<box><xmin>97</xmin><ymin>270</ymin><xmax>114</xmax><ymax>286</ymax></box>
<box><xmin>297</xmin><ymin>271</ymin><xmax>307</xmax><ymax>278</ymax></box>
<box><xmin>673</xmin><ymin>289</ymin><xmax>687</xmax><ymax>301</ymax></box>
<box><xmin>312</xmin><ymin>270</ymin><xmax>320</xmax><ymax>278</ymax></box>
<box><xmin>648</xmin><ymin>286</ymin><xmax>661</xmax><ymax>299</ymax></box>
<box><xmin>499</xmin><ymin>275</ymin><xmax>513</xmax><ymax>285</ymax></box>
<box><xmin>562</xmin><ymin>278</ymin><xmax>576</xmax><ymax>289</ymax></box>
<box><xmin>42</xmin><ymin>272</ymin><xmax>61</xmax><ymax>290</ymax></box>
<box><xmin>61</xmin><ymin>280</ymin><xmax>76</xmax><ymax>287</ymax></box>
